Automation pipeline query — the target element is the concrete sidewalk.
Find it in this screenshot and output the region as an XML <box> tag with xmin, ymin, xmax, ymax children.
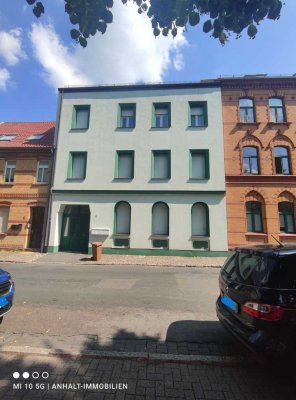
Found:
<box><xmin>0</xmin><ymin>251</ymin><xmax>226</xmax><ymax>267</ymax></box>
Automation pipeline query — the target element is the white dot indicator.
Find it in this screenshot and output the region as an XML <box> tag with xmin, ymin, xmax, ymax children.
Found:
<box><xmin>23</xmin><ymin>372</ymin><xmax>30</xmax><ymax>379</ymax></box>
<box><xmin>13</xmin><ymin>372</ymin><xmax>20</xmax><ymax>379</ymax></box>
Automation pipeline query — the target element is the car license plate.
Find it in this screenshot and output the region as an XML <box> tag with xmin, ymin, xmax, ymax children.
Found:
<box><xmin>221</xmin><ymin>294</ymin><xmax>238</xmax><ymax>313</ymax></box>
<box><xmin>0</xmin><ymin>296</ymin><xmax>9</xmax><ymax>308</ymax></box>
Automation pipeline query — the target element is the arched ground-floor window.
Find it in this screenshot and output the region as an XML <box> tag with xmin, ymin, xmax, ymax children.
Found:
<box><xmin>246</xmin><ymin>201</ymin><xmax>263</xmax><ymax>233</ymax></box>
<box><xmin>278</xmin><ymin>202</ymin><xmax>295</xmax><ymax>233</ymax></box>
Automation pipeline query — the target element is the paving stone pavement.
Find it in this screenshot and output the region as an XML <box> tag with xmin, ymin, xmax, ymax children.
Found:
<box><xmin>0</xmin><ymin>251</ymin><xmax>43</xmax><ymax>264</ymax></box>
<box><xmin>0</xmin><ymin>250</ymin><xmax>226</xmax><ymax>267</ymax></box>
<box><xmin>0</xmin><ymin>333</ymin><xmax>248</xmax><ymax>359</ymax></box>
<box><xmin>0</xmin><ymin>352</ymin><xmax>295</xmax><ymax>400</ymax></box>
<box><xmin>36</xmin><ymin>253</ymin><xmax>226</xmax><ymax>268</ymax></box>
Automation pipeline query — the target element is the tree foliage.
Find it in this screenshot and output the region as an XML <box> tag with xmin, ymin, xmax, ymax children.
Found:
<box><xmin>25</xmin><ymin>0</ymin><xmax>284</xmax><ymax>47</ymax></box>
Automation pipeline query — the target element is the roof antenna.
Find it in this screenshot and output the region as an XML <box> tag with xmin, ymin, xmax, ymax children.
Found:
<box><xmin>271</xmin><ymin>235</ymin><xmax>284</xmax><ymax>248</ymax></box>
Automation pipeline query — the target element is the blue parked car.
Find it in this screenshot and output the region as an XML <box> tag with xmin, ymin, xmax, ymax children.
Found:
<box><xmin>0</xmin><ymin>268</ymin><xmax>14</xmax><ymax>324</ymax></box>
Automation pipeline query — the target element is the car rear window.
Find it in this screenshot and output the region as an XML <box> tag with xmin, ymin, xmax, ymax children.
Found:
<box><xmin>265</xmin><ymin>255</ymin><xmax>296</xmax><ymax>289</ymax></box>
<box><xmin>223</xmin><ymin>250</ymin><xmax>265</xmax><ymax>286</ymax></box>
<box><xmin>223</xmin><ymin>251</ymin><xmax>296</xmax><ymax>289</ymax></box>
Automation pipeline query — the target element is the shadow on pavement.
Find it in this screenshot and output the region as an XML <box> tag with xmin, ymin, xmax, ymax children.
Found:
<box><xmin>75</xmin><ymin>320</ymin><xmax>248</xmax><ymax>358</ymax></box>
<box><xmin>0</xmin><ymin>327</ymin><xmax>296</xmax><ymax>400</ymax></box>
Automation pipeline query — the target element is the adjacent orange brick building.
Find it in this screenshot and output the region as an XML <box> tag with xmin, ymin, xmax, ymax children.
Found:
<box><xmin>220</xmin><ymin>76</ymin><xmax>296</xmax><ymax>248</ymax></box>
<box><xmin>0</xmin><ymin>122</ymin><xmax>55</xmax><ymax>250</ymax></box>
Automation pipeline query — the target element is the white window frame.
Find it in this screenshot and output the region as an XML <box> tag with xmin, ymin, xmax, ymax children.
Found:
<box><xmin>36</xmin><ymin>160</ymin><xmax>49</xmax><ymax>183</ymax></box>
<box><xmin>4</xmin><ymin>161</ymin><xmax>16</xmax><ymax>183</ymax></box>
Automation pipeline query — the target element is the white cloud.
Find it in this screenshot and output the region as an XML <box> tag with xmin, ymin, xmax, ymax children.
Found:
<box><xmin>29</xmin><ymin>2</ymin><xmax>188</xmax><ymax>89</ymax></box>
<box><xmin>0</xmin><ymin>28</ymin><xmax>26</xmax><ymax>66</ymax></box>
<box><xmin>29</xmin><ymin>23</ymin><xmax>90</xmax><ymax>89</ymax></box>
<box><xmin>0</xmin><ymin>68</ymin><xmax>10</xmax><ymax>90</ymax></box>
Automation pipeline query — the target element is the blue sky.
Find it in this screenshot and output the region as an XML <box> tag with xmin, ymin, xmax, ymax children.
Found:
<box><xmin>0</xmin><ymin>1</ymin><xmax>295</xmax><ymax>122</ymax></box>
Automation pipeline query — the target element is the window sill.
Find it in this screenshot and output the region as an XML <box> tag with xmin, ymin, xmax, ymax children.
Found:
<box><xmin>115</xmin><ymin>127</ymin><xmax>135</xmax><ymax>131</ymax></box>
<box><xmin>190</xmin><ymin>235</ymin><xmax>209</xmax><ymax>241</ymax></box>
<box><xmin>32</xmin><ymin>182</ymin><xmax>48</xmax><ymax>186</ymax></box>
<box><xmin>187</xmin><ymin>125</ymin><xmax>207</xmax><ymax>129</ymax></box>
<box><xmin>0</xmin><ymin>183</ymin><xmax>14</xmax><ymax>186</ymax></box>
<box><xmin>267</xmin><ymin>122</ymin><xmax>291</xmax><ymax>128</ymax></box>
<box><xmin>237</xmin><ymin>122</ymin><xmax>260</xmax><ymax>128</ymax></box>
<box><xmin>245</xmin><ymin>232</ymin><xmax>266</xmax><ymax>235</ymax></box>
<box><xmin>150</xmin><ymin>127</ymin><xmax>171</xmax><ymax>130</ymax></box>
<box><xmin>150</xmin><ymin>178</ymin><xmax>171</xmax><ymax>182</ymax></box>
<box><xmin>70</xmin><ymin>128</ymin><xmax>89</xmax><ymax>132</ymax></box>
<box><xmin>112</xmin><ymin>233</ymin><xmax>130</xmax><ymax>238</ymax></box>
<box><xmin>65</xmin><ymin>178</ymin><xmax>85</xmax><ymax>182</ymax></box>
<box><xmin>187</xmin><ymin>178</ymin><xmax>209</xmax><ymax>182</ymax></box>
<box><xmin>279</xmin><ymin>233</ymin><xmax>296</xmax><ymax>239</ymax></box>
<box><xmin>245</xmin><ymin>232</ymin><xmax>268</xmax><ymax>244</ymax></box>
<box><xmin>113</xmin><ymin>178</ymin><xmax>134</xmax><ymax>182</ymax></box>
<box><xmin>150</xmin><ymin>235</ymin><xmax>169</xmax><ymax>240</ymax></box>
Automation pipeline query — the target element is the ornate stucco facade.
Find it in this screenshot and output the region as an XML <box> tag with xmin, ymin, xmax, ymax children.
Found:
<box><xmin>220</xmin><ymin>76</ymin><xmax>296</xmax><ymax>247</ymax></box>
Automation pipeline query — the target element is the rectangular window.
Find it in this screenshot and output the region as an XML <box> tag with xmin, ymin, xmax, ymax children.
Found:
<box><xmin>0</xmin><ymin>207</ymin><xmax>9</xmax><ymax>233</ymax></box>
<box><xmin>4</xmin><ymin>161</ymin><xmax>16</xmax><ymax>183</ymax></box>
<box><xmin>153</xmin><ymin>103</ymin><xmax>171</xmax><ymax>128</ymax></box>
<box><xmin>67</xmin><ymin>152</ymin><xmax>87</xmax><ymax>180</ymax></box>
<box><xmin>118</xmin><ymin>104</ymin><xmax>136</xmax><ymax>128</ymax></box>
<box><xmin>190</xmin><ymin>150</ymin><xmax>209</xmax><ymax>180</ymax></box>
<box><xmin>115</xmin><ymin>151</ymin><xmax>134</xmax><ymax>179</ymax></box>
<box><xmin>269</xmin><ymin>98</ymin><xmax>285</xmax><ymax>123</ymax></box>
<box><xmin>152</xmin><ymin>150</ymin><xmax>171</xmax><ymax>180</ymax></box>
<box><xmin>71</xmin><ymin>105</ymin><xmax>90</xmax><ymax>129</ymax></box>
<box><xmin>37</xmin><ymin>161</ymin><xmax>49</xmax><ymax>183</ymax></box>
<box><xmin>189</xmin><ymin>102</ymin><xmax>208</xmax><ymax>127</ymax></box>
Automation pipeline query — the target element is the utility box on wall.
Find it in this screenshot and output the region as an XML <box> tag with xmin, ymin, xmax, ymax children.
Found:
<box><xmin>90</xmin><ymin>228</ymin><xmax>110</xmax><ymax>236</ymax></box>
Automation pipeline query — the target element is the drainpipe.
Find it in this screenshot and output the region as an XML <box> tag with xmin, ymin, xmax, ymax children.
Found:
<box><xmin>43</xmin><ymin>90</ymin><xmax>63</xmax><ymax>252</ymax></box>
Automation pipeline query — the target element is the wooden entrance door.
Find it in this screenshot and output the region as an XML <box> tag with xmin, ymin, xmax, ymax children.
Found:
<box><xmin>29</xmin><ymin>207</ymin><xmax>45</xmax><ymax>249</ymax></box>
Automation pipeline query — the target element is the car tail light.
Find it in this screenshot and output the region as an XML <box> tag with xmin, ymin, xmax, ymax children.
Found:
<box><xmin>242</xmin><ymin>302</ymin><xmax>284</xmax><ymax>322</ymax></box>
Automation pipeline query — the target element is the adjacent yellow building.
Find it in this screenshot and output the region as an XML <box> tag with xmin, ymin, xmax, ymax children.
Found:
<box><xmin>0</xmin><ymin>122</ymin><xmax>54</xmax><ymax>250</ymax></box>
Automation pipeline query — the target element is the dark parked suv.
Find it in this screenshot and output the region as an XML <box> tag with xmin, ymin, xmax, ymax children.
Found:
<box><xmin>216</xmin><ymin>244</ymin><xmax>296</xmax><ymax>360</ymax></box>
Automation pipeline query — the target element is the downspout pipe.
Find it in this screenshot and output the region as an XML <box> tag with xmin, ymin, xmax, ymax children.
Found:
<box><xmin>43</xmin><ymin>90</ymin><xmax>63</xmax><ymax>252</ymax></box>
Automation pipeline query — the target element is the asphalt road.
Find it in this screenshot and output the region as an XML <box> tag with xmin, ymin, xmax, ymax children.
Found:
<box><xmin>0</xmin><ymin>264</ymin><xmax>233</xmax><ymax>345</ymax></box>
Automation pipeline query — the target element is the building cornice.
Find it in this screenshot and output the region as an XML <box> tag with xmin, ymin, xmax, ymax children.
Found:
<box><xmin>226</xmin><ymin>175</ymin><xmax>296</xmax><ymax>184</ymax></box>
<box><xmin>220</xmin><ymin>77</ymin><xmax>296</xmax><ymax>90</ymax></box>
<box><xmin>52</xmin><ymin>189</ymin><xmax>226</xmax><ymax>195</ymax></box>
<box><xmin>58</xmin><ymin>81</ymin><xmax>221</xmax><ymax>93</ymax></box>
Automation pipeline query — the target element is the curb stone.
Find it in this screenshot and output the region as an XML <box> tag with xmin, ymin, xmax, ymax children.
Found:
<box><xmin>0</xmin><ymin>260</ymin><xmax>223</xmax><ymax>268</ymax></box>
<box><xmin>0</xmin><ymin>345</ymin><xmax>252</xmax><ymax>366</ymax></box>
